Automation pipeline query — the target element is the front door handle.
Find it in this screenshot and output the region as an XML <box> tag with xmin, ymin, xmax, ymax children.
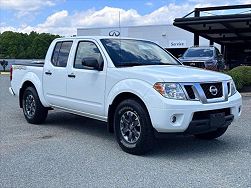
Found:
<box><xmin>68</xmin><ymin>74</ymin><xmax>76</xmax><ymax>78</ymax></box>
<box><xmin>45</xmin><ymin>71</ymin><xmax>52</xmax><ymax>75</ymax></box>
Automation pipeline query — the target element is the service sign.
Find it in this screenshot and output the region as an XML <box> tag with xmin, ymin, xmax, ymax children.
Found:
<box><xmin>169</xmin><ymin>40</ymin><xmax>186</xmax><ymax>48</ymax></box>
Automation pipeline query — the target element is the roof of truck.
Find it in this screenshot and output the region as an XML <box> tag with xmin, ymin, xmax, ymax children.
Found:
<box><xmin>56</xmin><ymin>36</ymin><xmax>151</xmax><ymax>41</ymax></box>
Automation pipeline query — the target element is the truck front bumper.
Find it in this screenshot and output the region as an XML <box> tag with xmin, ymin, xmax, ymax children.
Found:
<box><xmin>184</xmin><ymin>113</ymin><xmax>233</xmax><ymax>134</ymax></box>
<box><xmin>146</xmin><ymin>91</ymin><xmax>242</xmax><ymax>133</ymax></box>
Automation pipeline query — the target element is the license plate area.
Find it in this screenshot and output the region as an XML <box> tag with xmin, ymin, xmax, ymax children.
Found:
<box><xmin>210</xmin><ymin>112</ymin><xmax>225</xmax><ymax>128</ymax></box>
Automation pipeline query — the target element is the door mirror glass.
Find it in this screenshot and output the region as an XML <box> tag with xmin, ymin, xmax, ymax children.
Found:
<box><xmin>82</xmin><ymin>57</ymin><xmax>101</xmax><ymax>70</ymax></box>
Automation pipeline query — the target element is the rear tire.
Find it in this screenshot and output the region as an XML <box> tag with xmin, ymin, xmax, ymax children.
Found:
<box><xmin>114</xmin><ymin>99</ymin><xmax>155</xmax><ymax>155</ymax></box>
<box><xmin>194</xmin><ymin>126</ymin><xmax>228</xmax><ymax>140</ymax></box>
<box><xmin>22</xmin><ymin>87</ymin><xmax>48</xmax><ymax>124</ymax></box>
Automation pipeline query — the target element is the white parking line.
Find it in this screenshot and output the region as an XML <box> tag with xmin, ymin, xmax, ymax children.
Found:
<box><xmin>0</xmin><ymin>72</ymin><xmax>10</xmax><ymax>75</ymax></box>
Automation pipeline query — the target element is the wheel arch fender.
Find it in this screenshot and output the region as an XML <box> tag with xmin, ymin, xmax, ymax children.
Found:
<box><xmin>106</xmin><ymin>79</ymin><xmax>152</xmax><ymax>132</ymax></box>
<box><xmin>19</xmin><ymin>72</ymin><xmax>49</xmax><ymax>108</ymax></box>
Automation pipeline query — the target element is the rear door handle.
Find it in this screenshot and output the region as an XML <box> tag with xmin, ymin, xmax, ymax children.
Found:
<box><xmin>68</xmin><ymin>74</ymin><xmax>76</xmax><ymax>78</ymax></box>
<box><xmin>45</xmin><ymin>71</ymin><xmax>52</xmax><ymax>75</ymax></box>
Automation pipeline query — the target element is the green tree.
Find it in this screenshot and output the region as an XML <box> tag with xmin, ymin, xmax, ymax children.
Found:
<box><xmin>0</xmin><ymin>31</ymin><xmax>60</xmax><ymax>59</ymax></box>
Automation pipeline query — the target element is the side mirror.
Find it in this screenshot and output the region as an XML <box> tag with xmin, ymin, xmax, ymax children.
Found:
<box><xmin>82</xmin><ymin>57</ymin><xmax>102</xmax><ymax>71</ymax></box>
<box><xmin>218</xmin><ymin>54</ymin><xmax>223</xmax><ymax>58</ymax></box>
<box><xmin>178</xmin><ymin>54</ymin><xmax>183</xmax><ymax>58</ymax></box>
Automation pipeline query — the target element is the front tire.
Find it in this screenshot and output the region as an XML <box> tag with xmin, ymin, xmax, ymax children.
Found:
<box><xmin>194</xmin><ymin>126</ymin><xmax>228</xmax><ymax>140</ymax></box>
<box><xmin>22</xmin><ymin>87</ymin><xmax>48</xmax><ymax>124</ymax></box>
<box><xmin>114</xmin><ymin>99</ymin><xmax>154</xmax><ymax>155</ymax></box>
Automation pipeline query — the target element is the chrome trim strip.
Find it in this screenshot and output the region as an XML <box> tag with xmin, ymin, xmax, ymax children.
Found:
<box><xmin>227</xmin><ymin>81</ymin><xmax>232</xmax><ymax>97</ymax></box>
<box><xmin>223</xmin><ymin>81</ymin><xmax>229</xmax><ymax>101</ymax></box>
<box><xmin>194</xmin><ymin>83</ymin><xmax>208</xmax><ymax>104</ymax></box>
<box><xmin>51</xmin><ymin>105</ymin><xmax>107</xmax><ymax>122</ymax></box>
<box><xmin>191</xmin><ymin>85</ymin><xmax>199</xmax><ymax>100</ymax></box>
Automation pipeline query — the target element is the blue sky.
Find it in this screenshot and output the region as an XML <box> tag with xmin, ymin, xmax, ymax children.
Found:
<box><xmin>1</xmin><ymin>0</ymin><xmax>177</xmax><ymax>26</ymax></box>
<box><xmin>0</xmin><ymin>0</ymin><xmax>250</xmax><ymax>36</ymax></box>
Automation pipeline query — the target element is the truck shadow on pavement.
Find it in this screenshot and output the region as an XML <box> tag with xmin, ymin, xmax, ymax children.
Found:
<box><xmin>44</xmin><ymin>111</ymin><xmax>111</xmax><ymax>140</ymax></box>
<box><xmin>44</xmin><ymin>111</ymin><xmax>238</xmax><ymax>159</ymax></box>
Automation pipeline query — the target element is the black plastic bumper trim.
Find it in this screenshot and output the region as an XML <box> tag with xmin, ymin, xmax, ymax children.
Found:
<box><xmin>185</xmin><ymin>114</ymin><xmax>234</xmax><ymax>134</ymax></box>
<box><xmin>154</xmin><ymin>114</ymin><xmax>234</xmax><ymax>138</ymax></box>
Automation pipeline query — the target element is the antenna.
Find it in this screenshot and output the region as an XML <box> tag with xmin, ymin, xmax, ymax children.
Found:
<box><xmin>118</xmin><ymin>11</ymin><xmax>122</xmax><ymax>59</ymax></box>
<box><xmin>119</xmin><ymin>11</ymin><xmax>121</xmax><ymax>37</ymax></box>
<box><xmin>119</xmin><ymin>11</ymin><xmax>121</xmax><ymax>28</ymax></box>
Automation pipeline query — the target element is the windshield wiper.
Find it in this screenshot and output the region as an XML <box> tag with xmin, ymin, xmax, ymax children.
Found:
<box><xmin>117</xmin><ymin>62</ymin><xmax>178</xmax><ymax>67</ymax></box>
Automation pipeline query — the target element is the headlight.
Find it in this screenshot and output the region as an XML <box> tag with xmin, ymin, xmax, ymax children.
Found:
<box><xmin>153</xmin><ymin>83</ymin><xmax>187</xmax><ymax>100</ymax></box>
<box><xmin>230</xmin><ymin>79</ymin><xmax>237</xmax><ymax>96</ymax></box>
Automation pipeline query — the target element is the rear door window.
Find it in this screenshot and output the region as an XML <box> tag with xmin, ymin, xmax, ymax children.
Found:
<box><xmin>51</xmin><ymin>42</ymin><xmax>61</xmax><ymax>66</ymax></box>
<box><xmin>51</xmin><ymin>41</ymin><xmax>73</xmax><ymax>67</ymax></box>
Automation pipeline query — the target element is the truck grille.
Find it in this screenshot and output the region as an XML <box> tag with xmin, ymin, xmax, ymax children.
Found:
<box><xmin>184</xmin><ymin>85</ymin><xmax>196</xmax><ymax>99</ymax></box>
<box><xmin>182</xmin><ymin>62</ymin><xmax>205</xmax><ymax>68</ymax></box>
<box><xmin>183</xmin><ymin>82</ymin><xmax>224</xmax><ymax>101</ymax></box>
<box><xmin>200</xmin><ymin>82</ymin><xmax>223</xmax><ymax>99</ymax></box>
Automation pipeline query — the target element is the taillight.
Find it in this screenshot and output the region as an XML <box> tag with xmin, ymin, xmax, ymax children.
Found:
<box><xmin>10</xmin><ymin>65</ymin><xmax>13</xmax><ymax>81</ymax></box>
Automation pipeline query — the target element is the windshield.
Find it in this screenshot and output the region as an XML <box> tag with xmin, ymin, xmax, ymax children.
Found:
<box><xmin>183</xmin><ymin>48</ymin><xmax>214</xmax><ymax>58</ymax></box>
<box><xmin>101</xmin><ymin>39</ymin><xmax>181</xmax><ymax>67</ymax></box>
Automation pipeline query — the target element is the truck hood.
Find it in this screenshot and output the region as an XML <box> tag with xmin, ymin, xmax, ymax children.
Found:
<box><xmin>114</xmin><ymin>65</ymin><xmax>231</xmax><ymax>83</ymax></box>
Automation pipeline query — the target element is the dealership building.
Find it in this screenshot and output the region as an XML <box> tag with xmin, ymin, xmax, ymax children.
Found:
<box><xmin>77</xmin><ymin>4</ymin><xmax>251</xmax><ymax>69</ymax></box>
<box><xmin>77</xmin><ymin>24</ymin><xmax>213</xmax><ymax>57</ymax></box>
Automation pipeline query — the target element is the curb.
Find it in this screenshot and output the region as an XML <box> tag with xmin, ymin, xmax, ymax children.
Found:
<box><xmin>0</xmin><ymin>72</ymin><xmax>10</xmax><ymax>75</ymax></box>
<box><xmin>240</xmin><ymin>92</ymin><xmax>251</xmax><ymax>97</ymax></box>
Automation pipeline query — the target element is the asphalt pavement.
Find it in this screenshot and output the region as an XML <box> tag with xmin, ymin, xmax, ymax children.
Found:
<box><xmin>0</xmin><ymin>75</ymin><xmax>250</xmax><ymax>188</ymax></box>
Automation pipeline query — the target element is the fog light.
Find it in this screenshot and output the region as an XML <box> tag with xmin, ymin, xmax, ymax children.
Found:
<box><xmin>171</xmin><ymin>115</ymin><xmax>177</xmax><ymax>123</ymax></box>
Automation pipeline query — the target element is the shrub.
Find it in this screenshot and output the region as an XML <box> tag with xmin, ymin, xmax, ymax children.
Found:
<box><xmin>226</xmin><ymin>66</ymin><xmax>251</xmax><ymax>90</ymax></box>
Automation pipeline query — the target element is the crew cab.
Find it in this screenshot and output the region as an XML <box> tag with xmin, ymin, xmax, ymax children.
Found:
<box><xmin>9</xmin><ymin>36</ymin><xmax>242</xmax><ymax>155</ymax></box>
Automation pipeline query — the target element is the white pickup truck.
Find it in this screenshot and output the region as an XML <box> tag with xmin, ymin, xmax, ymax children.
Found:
<box><xmin>9</xmin><ymin>36</ymin><xmax>242</xmax><ymax>155</ymax></box>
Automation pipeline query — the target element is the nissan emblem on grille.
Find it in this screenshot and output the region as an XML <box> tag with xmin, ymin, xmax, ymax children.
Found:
<box><xmin>209</xmin><ymin>85</ymin><xmax>218</xmax><ymax>96</ymax></box>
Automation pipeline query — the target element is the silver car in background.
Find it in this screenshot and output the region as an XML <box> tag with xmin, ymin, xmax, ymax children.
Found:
<box><xmin>179</xmin><ymin>46</ymin><xmax>225</xmax><ymax>71</ymax></box>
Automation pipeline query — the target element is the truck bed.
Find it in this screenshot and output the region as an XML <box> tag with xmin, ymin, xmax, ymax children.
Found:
<box><xmin>11</xmin><ymin>61</ymin><xmax>44</xmax><ymax>96</ymax></box>
<box><xmin>12</xmin><ymin>61</ymin><xmax>45</xmax><ymax>67</ymax></box>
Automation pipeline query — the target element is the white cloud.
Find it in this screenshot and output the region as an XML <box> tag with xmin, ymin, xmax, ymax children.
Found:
<box><xmin>0</xmin><ymin>0</ymin><xmax>55</xmax><ymax>11</ymax></box>
<box><xmin>145</xmin><ymin>2</ymin><xmax>154</xmax><ymax>6</ymax></box>
<box><xmin>39</xmin><ymin>10</ymin><xmax>69</xmax><ymax>27</ymax></box>
<box><xmin>30</xmin><ymin>4</ymin><xmax>195</xmax><ymax>36</ymax></box>
<box><xmin>0</xmin><ymin>4</ymin><xmax>210</xmax><ymax>36</ymax></box>
<box><xmin>0</xmin><ymin>0</ymin><xmax>57</xmax><ymax>18</ymax></box>
<box><xmin>1</xmin><ymin>1</ymin><xmax>249</xmax><ymax>36</ymax></box>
